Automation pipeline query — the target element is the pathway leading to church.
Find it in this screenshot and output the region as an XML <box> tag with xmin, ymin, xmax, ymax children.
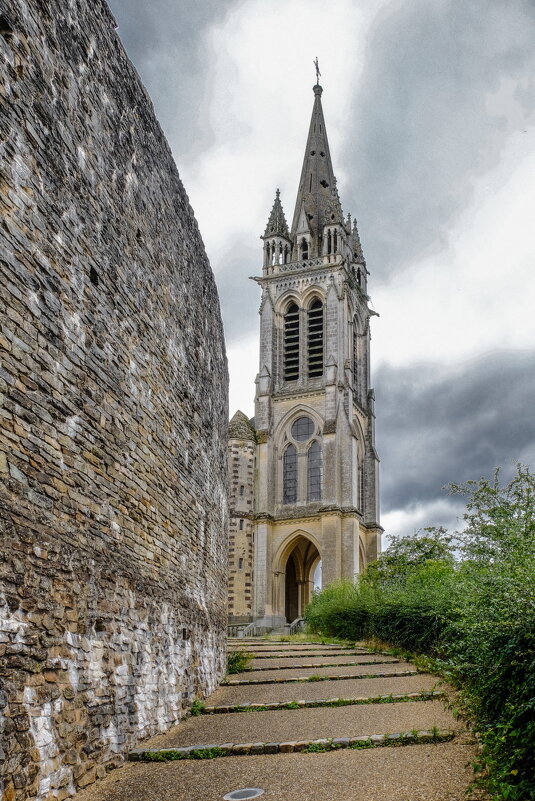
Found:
<box><xmin>77</xmin><ymin>639</ymin><xmax>482</xmax><ymax>801</ymax></box>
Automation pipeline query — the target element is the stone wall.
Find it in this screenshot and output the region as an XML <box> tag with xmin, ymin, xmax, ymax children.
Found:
<box><xmin>227</xmin><ymin>414</ymin><xmax>256</xmax><ymax>623</ymax></box>
<box><xmin>0</xmin><ymin>1</ymin><xmax>228</xmax><ymax>799</ymax></box>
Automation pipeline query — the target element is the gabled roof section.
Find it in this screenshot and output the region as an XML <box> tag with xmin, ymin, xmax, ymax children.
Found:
<box><xmin>291</xmin><ymin>84</ymin><xmax>337</xmax><ymax>244</ymax></box>
<box><xmin>263</xmin><ymin>189</ymin><xmax>290</xmax><ymax>239</ymax></box>
<box><xmin>228</xmin><ymin>410</ymin><xmax>256</xmax><ymax>441</ymax></box>
<box><xmin>294</xmin><ymin>200</ymin><xmax>312</xmax><ymax>237</ymax></box>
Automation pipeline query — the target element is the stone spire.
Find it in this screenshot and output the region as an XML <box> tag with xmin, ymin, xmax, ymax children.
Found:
<box><xmin>290</xmin><ymin>84</ymin><xmax>337</xmax><ymax>250</ymax></box>
<box><xmin>263</xmin><ymin>189</ymin><xmax>290</xmax><ymax>239</ymax></box>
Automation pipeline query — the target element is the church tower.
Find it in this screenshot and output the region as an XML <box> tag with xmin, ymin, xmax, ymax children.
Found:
<box><xmin>228</xmin><ymin>82</ymin><xmax>382</xmax><ymax>630</ymax></box>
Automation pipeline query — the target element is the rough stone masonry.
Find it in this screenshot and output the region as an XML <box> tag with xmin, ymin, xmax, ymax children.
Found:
<box><xmin>0</xmin><ymin>1</ymin><xmax>228</xmax><ymax>799</ymax></box>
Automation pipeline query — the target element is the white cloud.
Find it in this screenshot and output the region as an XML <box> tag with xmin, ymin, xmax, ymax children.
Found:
<box><xmin>181</xmin><ymin>0</ymin><xmax>387</xmax><ymax>261</ymax></box>
<box><xmin>373</xmin><ymin>126</ymin><xmax>535</xmax><ymax>369</ymax></box>
<box><xmin>228</xmin><ymin>336</ymin><xmax>258</xmax><ymax>417</ymax></box>
<box><xmin>381</xmin><ymin>497</ymin><xmax>465</xmax><ymax>545</ymax></box>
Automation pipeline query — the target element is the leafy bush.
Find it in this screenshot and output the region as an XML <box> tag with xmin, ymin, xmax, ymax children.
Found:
<box><xmin>305</xmin><ymin>465</ymin><xmax>535</xmax><ymax>800</ymax></box>
<box><xmin>305</xmin><ymin>578</ymin><xmax>374</xmax><ymax>639</ymax></box>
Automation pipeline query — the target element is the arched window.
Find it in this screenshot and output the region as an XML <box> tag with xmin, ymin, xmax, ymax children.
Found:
<box><xmin>300</xmin><ymin>238</ymin><xmax>308</xmax><ymax>260</ymax></box>
<box><xmin>307</xmin><ymin>440</ymin><xmax>322</xmax><ymax>501</ymax></box>
<box><xmin>271</xmin><ymin>243</ymin><xmax>276</xmax><ymax>266</ymax></box>
<box><xmin>284</xmin><ymin>245</ymin><xmax>289</xmax><ymax>264</ymax></box>
<box><xmin>327</xmin><ymin>230</ymin><xmax>332</xmax><ymax>255</ymax></box>
<box><xmin>333</xmin><ymin>230</ymin><xmax>338</xmax><ymax>252</ymax></box>
<box><xmin>308</xmin><ymin>299</ymin><xmax>324</xmax><ymax>377</ymax></box>
<box><xmin>283</xmin><ymin>444</ymin><xmax>297</xmax><ymax>504</ymax></box>
<box><xmin>283</xmin><ymin>302</ymin><xmax>300</xmax><ymax>381</ymax></box>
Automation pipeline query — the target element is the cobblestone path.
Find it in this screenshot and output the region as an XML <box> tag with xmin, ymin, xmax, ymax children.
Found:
<box><xmin>77</xmin><ymin>639</ymin><xmax>481</xmax><ymax>801</ymax></box>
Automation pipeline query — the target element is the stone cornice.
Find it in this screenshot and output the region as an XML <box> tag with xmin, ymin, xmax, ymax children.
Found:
<box><xmin>253</xmin><ymin>505</ymin><xmax>363</xmax><ymax>523</ymax></box>
<box><xmin>229</xmin><ymin>511</ymin><xmax>254</xmax><ymax>520</ymax></box>
<box><xmin>251</xmin><ymin>258</ymin><xmax>350</xmax><ymax>285</ymax></box>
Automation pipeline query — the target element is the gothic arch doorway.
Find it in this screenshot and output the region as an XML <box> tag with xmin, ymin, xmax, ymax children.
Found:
<box><xmin>280</xmin><ymin>535</ymin><xmax>321</xmax><ymax>623</ymax></box>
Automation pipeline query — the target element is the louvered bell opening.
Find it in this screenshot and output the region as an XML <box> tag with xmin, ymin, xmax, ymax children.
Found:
<box><xmin>284</xmin><ymin>304</ymin><xmax>300</xmax><ymax>381</ymax></box>
<box><xmin>308</xmin><ymin>300</ymin><xmax>324</xmax><ymax>377</ymax></box>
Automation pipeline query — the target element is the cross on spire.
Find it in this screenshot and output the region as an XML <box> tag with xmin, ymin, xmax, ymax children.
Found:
<box><xmin>313</xmin><ymin>56</ymin><xmax>321</xmax><ymax>85</ymax></box>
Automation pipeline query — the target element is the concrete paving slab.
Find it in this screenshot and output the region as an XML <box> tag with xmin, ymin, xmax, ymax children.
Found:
<box><xmin>208</xmin><ymin>674</ymin><xmax>439</xmax><ymax>706</ymax></box>
<box><xmin>76</xmin><ymin>743</ymin><xmax>480</xmax><ymax>801</ymax></box>
<box><xmin>140</xmin><ymin>701</ymin><xmax>458</xmax><ymax>750</ymax></box>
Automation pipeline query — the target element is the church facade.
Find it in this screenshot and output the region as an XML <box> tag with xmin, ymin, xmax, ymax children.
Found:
<box><xmin>228</xmin><ymin>83</ymin><xmax>382</xmax><ymax>629</ymax></box>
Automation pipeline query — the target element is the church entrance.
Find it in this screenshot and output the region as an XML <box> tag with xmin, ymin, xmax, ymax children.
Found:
<box><xmin>283</xmin><ymin>536</ymin><xmax>321</xmax><ymax>623</ymax></box>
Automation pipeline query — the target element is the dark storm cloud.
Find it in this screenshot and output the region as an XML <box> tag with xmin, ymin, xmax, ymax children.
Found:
<box><xmin>375</xmin><ymin>351</ymin><xmax>535</xmax><ymax>513</ymax></box>
<box><xmin>344</xmin><ymin>0</ymin><xmax>535</xmax><ymax>281</ymax></box>
<box><xmin>107</xmin><ymin>0</ymin><xmax>240</xmax><ymax>160</ymax></box>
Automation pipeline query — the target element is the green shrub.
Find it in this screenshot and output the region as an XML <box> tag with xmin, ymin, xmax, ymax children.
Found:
<box><xmin>190</xmin><ymin>698</ymin><xmax>205</xmax><ymax>716</ymax></box>
<box><xmin>226</xmin><ymin>650</ymin><xmax>252</xmax><ymax>674</ymax></box>
<box><xmin>304</xmin><ymin>465</ymin><xmax>535</xmax><ymax>800</ymax></box>
<box><xmin>305</xmin><ymin>579</ymin><xmax>374</xmax><ymax>639</ymax></box>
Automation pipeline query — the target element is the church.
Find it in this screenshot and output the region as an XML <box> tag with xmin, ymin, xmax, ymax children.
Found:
<box><xmin>228</xmin><ymin>81</ymin><xmax>382</xmax><ymax>632</ymax></box>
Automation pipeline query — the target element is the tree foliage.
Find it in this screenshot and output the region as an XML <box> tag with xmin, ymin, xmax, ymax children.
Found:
<box><xmin>305</xmin><ymin>465</ymin><xmax>535</xmax><ymax>800</ymax></box>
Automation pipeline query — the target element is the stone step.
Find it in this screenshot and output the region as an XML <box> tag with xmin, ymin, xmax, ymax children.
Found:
<box><xmin>229</xmin><ymin>643</ymin><xmax>359</xmax><ymax>650</ymax></box>
<box><xmin>209</xmin><ymin>674</ymin><xmax>439</xmax><ymax>707</ymax></box>
<box><xmin>133</xmin><ymin>701</ymin><xmax>459</xmax><ymax>753</ymax></box>
<box><xmin>202</xmin><ymin>690</ymin><xmax>444</xmax><ymax>714</ymax></box>
<box><xmin>225</xmin><ymin>663</ymin><xmax>419</xmax><ymax>684</ymax></box>
<box><xmin>232</xmin><ymin>650</ymin><xmax>370</xmax><ymax>659</ymax></box>
<box><xmin>248</xmin><ymin>656</ymin><xmax>400</xmax><ymax>669</ymax></box>
<box><xmin>130</xmin><ymin>728</ymin><xmax>464</xmax><ymax>762</ymax></box>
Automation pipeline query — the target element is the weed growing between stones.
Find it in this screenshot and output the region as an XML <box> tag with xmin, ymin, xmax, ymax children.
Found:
<box><xmin>227</xmin><ymin>651</ymin><xmax>253</xmax><ymax>674</ymax></box>
<box><xmin>144</xmin><ymin>747</ymin><xmax>227</xmax><ymax>761</ymax></box>
<box><xmin>349</xmin><ymin>738</ymin><xmax>374</xmax><ymax>750</ymax></box>
<box><xmin>190</xmin><ymin>699</ymin><xmax>205</xmax><ymax>716</ymax></box>
<box><xmin>303</xmin><ymin>742</ymin><xmax>331</xmax><ymax>753</ymax></box>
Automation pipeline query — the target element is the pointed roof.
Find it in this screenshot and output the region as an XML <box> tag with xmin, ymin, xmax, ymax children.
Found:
<box><xmin>228</xmin><ymin>410</ymin><xmax>256</xmax><ymax>441</ymax></box>
<box><xmin>263</xmin><ymin>189</ymin><xmax>290</xmax><ymax>239</ymax></box>
<box><xmin>291</xmin><ymin>84</ymin><xmax>338</xmax><ymax>243</ymax></box>
<box><xmin>325</xmin><ymin>178</ymin><xmax>344</xmax><ymax>226</ymax></box>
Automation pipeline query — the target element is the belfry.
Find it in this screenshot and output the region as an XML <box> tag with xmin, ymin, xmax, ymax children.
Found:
<box><xmin>228</xmin><ymin>82</ymin><xmax>382</xmax><ymax>631</ymax></box>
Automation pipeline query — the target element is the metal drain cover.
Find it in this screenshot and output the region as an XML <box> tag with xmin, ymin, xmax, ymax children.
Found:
<box><xmin>223</xmin><ymin>789</ymin><xmax>264</xmax><ymax>800</ymax></box>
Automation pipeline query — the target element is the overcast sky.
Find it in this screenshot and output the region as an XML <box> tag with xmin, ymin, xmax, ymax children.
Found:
<box><xmin>108</xmin><ymin>0</ymin><xmax>535</xmax><ymax>540</ymax></box>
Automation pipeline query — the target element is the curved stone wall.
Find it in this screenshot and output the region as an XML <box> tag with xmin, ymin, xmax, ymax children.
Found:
<box><xmin>0</xmin><ymin>1</ymin><xmax>228</xmax><ymax>798</ymax></box>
